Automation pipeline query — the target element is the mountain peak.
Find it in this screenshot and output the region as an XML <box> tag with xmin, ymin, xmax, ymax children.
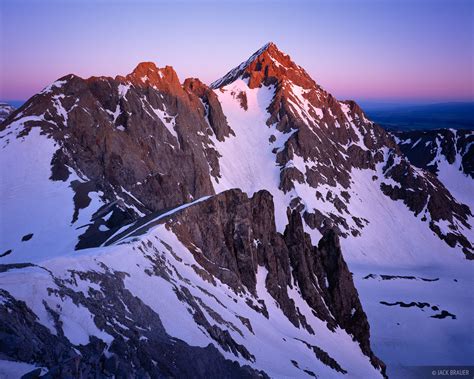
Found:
<box><xmin>251</xmin><ymin>41</ymin><xmax>288</xmax><ymax>64</ymax></box>
<box><xmin>133</xmin><ymin>61</ymin><xmax>160</xmax><ymax>74</ymax></box>
<box><xmin>122</xmin><ymin>61</ymin><xmax>181</xmax><ymax>88</ymax></box>
<box><xmin>211</xmin><ymin>42</ymin><xmax>302</xmax><ymax>89</ymax></box>
<box><xmin>255</xmin><ymin>41</ymin><xmax>278</xmax><ymax>54</ymax></box>
<box><xmin>127</xmin><ymin>61</ymin><xmax>163</xmax><ymax>82</ymax></box>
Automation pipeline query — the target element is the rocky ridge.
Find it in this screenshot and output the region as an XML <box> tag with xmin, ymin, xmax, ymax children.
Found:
<box><xmin>0</xmin><ymin>189</ymin><xmax>385</xmax><ymax>378</ymax></box>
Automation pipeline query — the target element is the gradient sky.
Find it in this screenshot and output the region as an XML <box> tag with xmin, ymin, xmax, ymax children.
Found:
<box><xmin>1</xmin><ymin>0</ymin><xmax>473</xmax><ymax>103</ymax></box>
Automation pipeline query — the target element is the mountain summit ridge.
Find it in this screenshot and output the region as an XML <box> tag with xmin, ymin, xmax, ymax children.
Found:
<box><xmin>210</xmin><ymin>42</ymin><xmax>314</xmax><ymax>89</ymax></box>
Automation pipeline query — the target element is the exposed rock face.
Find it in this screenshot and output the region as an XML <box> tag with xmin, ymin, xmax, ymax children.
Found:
<box><xmin>316</xmin><ymin>230</ymin><xmax>385</xmax><ymax>371</ymax></box>
<box><xmin>164</xmin><ymin>190</ymin><xmax>288</xmax><ymax>296</ymax></box>
<box><xmin>0</xmin><ymin>63</ymin><xmax>237</xmax><ymax>255</ymax></box>
<box><xmin>156</xmin><ymin>189</ymin><xmax>385</xmax><ymax>375</ymax></box>
<box><xmin>183</xmin><ymin>77</ymin><xmax>234</xmax><ymax>142</ymax></box>
<box><xmin>283</xmin><ymin>212</ymin><xmax>385</xmax><ymax>372</ymax></box>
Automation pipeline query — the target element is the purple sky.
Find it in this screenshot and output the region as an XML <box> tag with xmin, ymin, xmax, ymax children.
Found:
<box><xmin>1</xmin><ymin>0</ymin><xmax>473</xmax><ymax>103</ymax></box>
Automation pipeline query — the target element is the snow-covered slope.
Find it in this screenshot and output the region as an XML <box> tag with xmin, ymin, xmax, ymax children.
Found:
<box><xmin>210</xmin><ymin>80</ymin><xmax>290</xmax><ymax>231</ymax></box>
<box><xmin>352</xmin><ymin>262</ymin><xmax>473</xmax><ymax>379</ymax></box>
<box><xmin>0</xmin><ymin>122</ymin><xmax>104</xmax><ymax>263</ymax></box>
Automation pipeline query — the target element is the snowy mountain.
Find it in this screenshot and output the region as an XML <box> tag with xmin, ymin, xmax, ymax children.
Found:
<box><xmin>0</xmin><ymin>43</ymin><xmax>472</xmax><ymax>378</ymax></box>
<box><xmin>393</xmin><ymin>129</ymin><xmax>473</xmax><ymax>209</ymax></box>
<box><xmin>0</xmin><ymin>102</ymin><xmax>15</xmax><ymax>123</ymax></box>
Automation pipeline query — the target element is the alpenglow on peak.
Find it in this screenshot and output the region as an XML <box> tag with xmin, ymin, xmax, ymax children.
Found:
<box><xmin>210</xmin><ymin>41</ymin><xmax>304</xmax><ymax>89</ymax></box>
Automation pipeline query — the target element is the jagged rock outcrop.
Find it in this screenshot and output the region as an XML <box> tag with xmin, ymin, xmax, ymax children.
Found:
<box><xmin>183</xmin><ymin>77</ymin><xmax>234</xmax><ymax>142</ymax></box>
<box><xmin>0</xmin><ymin>189</ymin><xmax>385</xmax><ymax>378</ymax></box>
<box><xmin>155</xmin><ymin>189</ymin><xmax>385</xmax><ymax>375</ymax></box>
<box><xmin>316</xmin><ymin>229</ymin><xmax>385</xmax><ymax>371</ymax></box>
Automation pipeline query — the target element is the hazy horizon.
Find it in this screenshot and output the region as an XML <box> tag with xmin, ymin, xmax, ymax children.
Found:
<box><xmin>3</xmin><ymin>98</ymin><xmax>474</xmax><ymax>111</ymax></box>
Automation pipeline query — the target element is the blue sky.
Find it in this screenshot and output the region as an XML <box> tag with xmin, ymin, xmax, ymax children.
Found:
<box><xmin>1</xmin><ymin>0</ymin><xmax>473</xmax><ymax>102</ymax></box>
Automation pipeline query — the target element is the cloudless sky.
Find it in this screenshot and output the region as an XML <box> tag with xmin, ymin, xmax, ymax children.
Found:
<box><xmin>1</xmin><ymin>0</ymin><xmax>473</xmax><ymax>103</ymax></box>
